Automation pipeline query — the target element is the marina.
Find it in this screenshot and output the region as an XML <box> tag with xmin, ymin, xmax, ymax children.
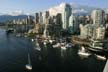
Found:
<box><xmin>0</xmin><ymin>28</ymin><xmax>106</xmax><ymax>72</ymax></box>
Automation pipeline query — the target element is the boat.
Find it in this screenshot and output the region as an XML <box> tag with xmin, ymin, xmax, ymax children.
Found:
<box><xmin>65</xmin><ymin>43</ymin><xmax>74</xmax><ymax>48</ymax></box>
<box><xmin>35</xmin><ymin>39</ymin><xmax>41</xmax><ymax>51</ymax></box>
<box><xmin>35</xmin><ymin>47</ymin><xmax>41</xmax><ymax>51</ymax></box>
<box><xmin>53</xmin><ymin>43</ymin><xmax>60</xmax><ymax>48</ymax></box>
<box><xmin>31</xmin><ymin>39</ymin><xmax>34</xmax><ymax>42</ymax></box>
<box><xmin>61</xmin><ymin>46</ymin><xmax>66</xmax><ymax>50</ymax></box>
<box><xmin>16</xmin><ymin>34</ymin><xmax>21</xmax><ymax>37</ymax></box>
<box><xmin>95</xmin><ymin>54</ymin><xmax>106</xmax><ymax>60</ymax></box>
<box><xmin>25</xmin><ymin>54</ymin><xmax>32</xmax><ymax>70</ymax></box>
<box><xmin>6</xmin><ymin>28</ymin><xmax>14</xmax><ymax>34</ymax></box>
<box><xmin>49</xmin><ymin>40</ymin><xmax>53</xmax><ymax>44</ymax></box>
<box><xmin>78</xmin><ymin>46</ymin><xmax>91</xmax><ymax>57</ymax></box>
<box><xmin>87</xmin><ymin>39</ymin><xmax>107</xmax><ymax>52</ymax></box>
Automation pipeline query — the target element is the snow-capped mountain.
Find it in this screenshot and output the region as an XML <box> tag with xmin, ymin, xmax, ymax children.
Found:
<box><xmin>0</xmin><ymin>10</ymin><xmax>34</xmax><ymax>22</ymax></box>
<box><xmin>7</xmin><ymin>10</ymin><xmax>24</xmax><ymax>16</ymax></box>
<box><xmin>48</xmin><ymin>2</ymin><xmax>97</xmax><ymax>16</ymax></box>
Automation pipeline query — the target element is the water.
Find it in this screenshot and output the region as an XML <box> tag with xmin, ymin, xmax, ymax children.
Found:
<box><xmin>0</xmin><ymin>28</ymin><xmax>32</xmax><ymax>72</ymax></box>
<box><xmin>32</xmin><ymin>42</ymin><xmax>107</xmax><ymax>72</ymax></box>
<box><xmin>0</xmin><ymin>28</ymin><xmax>107</xmax><ymax>72</ymax></box>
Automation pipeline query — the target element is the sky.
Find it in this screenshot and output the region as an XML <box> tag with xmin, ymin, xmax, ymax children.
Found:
<box><xmin>0</xmin><ymin>0</ymin><xmax>108</xmax><ymax>14</ymax></box>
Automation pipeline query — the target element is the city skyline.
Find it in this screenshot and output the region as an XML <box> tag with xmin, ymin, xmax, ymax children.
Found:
<box><xmin>0</xmin><ymin>0</ymin><xmax>108</xmax><ymax>15</ymax></box>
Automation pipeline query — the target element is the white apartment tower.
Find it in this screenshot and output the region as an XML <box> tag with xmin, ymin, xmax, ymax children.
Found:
<box><xmin>62</xmin><ymin>3</ymin><xmax>72</xmax><ymax>29</ymax></box>
<box><xmin>42</xmin><ymin>11</ymin><xmax>49</xmax><ymax>24</ymax></box>
<box><xmin>95</xmin><ymin>25</ymin><xmax>105</xmax><ymax>40</ymax></box>
<box><xmin>69</xmin><ymin>14</ymin><xmax>78</xmax><ymax>33</ymax></box>
<box><xmin>91</xmin><ymin>9</ymin><xmax>105</xmax><ymax>25</ymax></box>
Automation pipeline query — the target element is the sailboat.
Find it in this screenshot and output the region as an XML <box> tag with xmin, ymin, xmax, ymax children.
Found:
<box><xmin>25</xmin><ymin>53</ymin><xmax>32</xmax><ymax>70</ymax></box>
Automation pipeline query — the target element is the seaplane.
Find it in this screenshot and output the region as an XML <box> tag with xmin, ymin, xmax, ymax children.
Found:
<box><xmin>25</xmin><ymin>53</ymin><xmax>32</xmax><ymax>70</ymax></box>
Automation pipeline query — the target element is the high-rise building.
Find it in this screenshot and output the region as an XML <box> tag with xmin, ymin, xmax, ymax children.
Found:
<box><xmin>91</xmin><ymin>9</ymin><xmax>105</xmax><ymax>25</ymax></box>
<box><xmin>69</xmin><ymin>14</ymin><xmax>78</xmax><ymax>34</ymax></box>
<box><xmin>80</xmin><ymin>24</ymin><xmax>105</xmax><ymax>40</ymax></box>
<box><xmin>13</xmin><ymin>20</ymin><xmax>16</xmax><ymax>24</ymax></box>
<box><xmin>80</xmin><ymin>24</ymin><xmax>94</xmax><ymax>39</ymax></box>
<box><xmin>94</xmin><ymin>25</ymin><xmax>105</xmax><ymax>40</ymax></box>
<box><xmin>85</xmin><ymin>15</ymin><xmax>92</xmax><ymax>24</ymax></box>
<box><xmin>39</xmin><ymin>12</ymin><xmax>43</xmax><ymax>24</ymax></box>
<box><xmin>105</xmin><ymin>14</ymin><xmax>108</xmax><ymax>24</ymax></box>
<box><xmin>35</xmin><ymin>13</ymin><xmax>39</xmax><ymax>24</ymax></box>
<box><xmin>62</xmin><ymin>3</ymin><xmax>72</xmax><ymax>29</ymax></box>
<box><xmin>53</xmin><ymin>13</ymin><xmax>62</xmax><ymax>37</ymax></box>
<box><xmin>55</xmin><ymin>13</ymin><xmax>62</xmax><ymax>25</ymax></box>
<box><xmin>27</xmin><ymin>15</ymin><xmax>33</xmax><ymax>24</ymax></box>
<box><xmin>42</xmin><ymin>11</ymin><xmax>49</xmax><ymax>24</ymax></box>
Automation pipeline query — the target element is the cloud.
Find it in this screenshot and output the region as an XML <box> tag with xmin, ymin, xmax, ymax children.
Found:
<box><xmin>73</xmin><ymin>9</ymin><xmax>88</xmax><ymax>13</ymax></box>
<box><xmin>48</xmin><ymin>2</ymin><xmax>89</xmax><ymax>16</ymax></box>
<box><xmin>8</xmin><ymin>10</ymin><xmax>23</xmax><ymax>16</ymax></box>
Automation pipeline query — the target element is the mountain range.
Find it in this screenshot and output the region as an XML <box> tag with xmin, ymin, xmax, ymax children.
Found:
<box><xmin>0</xmin><ymin>15</ymin><xmax>28</xmax><ymax>23</ymax></box>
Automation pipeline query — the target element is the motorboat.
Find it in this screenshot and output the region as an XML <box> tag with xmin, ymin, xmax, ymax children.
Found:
<box><xmin>78</xmin><ymin>46</ymin><xmax>91</xmax><ymax>58</ymax></box>
<box><xmin>61</xmin><ymin>46</ymin><xmax>66</xmax><ymax>50</ymax></box>
<box><xmin>31</xmin><ymin>39</ymin><xmax>34</xmax><ymax>42</ymax></box>
<box><xmin>53</xmin><ymin>43</ymin><xmax>60</xmax><ymax>48</ymax></box>
<box><xmin>95</xmin><ymin>54</ymin><xmax>106</xmax><ymax>60</ymax></box>
<box><xmin>49</xmin><ymin>40</ymin><xmax>53</xmax><ymax>44</ymax></box>
<box><xmin>65</xmin><ymin>43</ymin><xmax>74</xmax><ymax>48</ymax></box>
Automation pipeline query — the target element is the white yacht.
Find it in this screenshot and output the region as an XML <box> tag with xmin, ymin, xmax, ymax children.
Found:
<box><xmin>78</xmin><ymin>46</ymin><xmax>91</xmax><ymax>58</ymax></box>
<box><xmin>53</xmin><ymin>43</ymin><xmax>61</xmax><ymax>48</ymax></box>
<box><xmin>61</xmin><ymin>46</ymin><xmax>66</xmax><ymax>50</ymax></box>
<box><xmin>49</xmin><ymin>40</ymin><xmax>53</xmax><ymax>44</ymax></box>
<box><xmin>25</xmin><ymin>54</ymin><xmax>32</xmax><ymax>70</ymax></box>
<box><xmin>95</xmin><ymin>54</ymin><xmax>106</xmax><ymax>60</ymax></box>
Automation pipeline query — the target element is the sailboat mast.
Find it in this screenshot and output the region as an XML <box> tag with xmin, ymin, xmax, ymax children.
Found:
<box><xmin>28</xmin><ymin>53</ymin><xmax>31</xmax><ymax>64</ymax></box>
